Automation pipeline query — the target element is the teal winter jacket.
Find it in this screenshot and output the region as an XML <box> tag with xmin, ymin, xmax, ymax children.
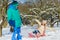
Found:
<box><xmin>7</xmin><ymin>4</ymin><xmax>22</xmax><ymax>27</ymax></box>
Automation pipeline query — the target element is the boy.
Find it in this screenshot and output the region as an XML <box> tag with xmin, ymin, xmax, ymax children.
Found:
<box><xmin>7</xmin><ymin>1</ymin><xmax>22</xmax><ymax>40</ymax></box>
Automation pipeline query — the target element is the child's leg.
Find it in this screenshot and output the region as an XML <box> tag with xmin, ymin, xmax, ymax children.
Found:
<box><xmin>17</xmin><ymin>27</ymin><xmax>22</xmax><ymax>40</ymax></box>
<box><xmin>12</xmin><ymin>27</ymin><xmax>17</xmax><ymax>40</ymax></box>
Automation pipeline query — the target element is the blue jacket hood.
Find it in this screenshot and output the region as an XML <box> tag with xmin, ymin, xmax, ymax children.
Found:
<box><xmin>8</xmin><ymin>2</ymin><xmax>18</xmax><ymax>9</ymax></box>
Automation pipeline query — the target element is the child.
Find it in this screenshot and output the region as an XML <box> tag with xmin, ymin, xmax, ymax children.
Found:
<box><xmin>7</xmin><ymin>1</ymin><xmax>22</xmax><ymax>40</ymax></box>
<box><xmin>29</xmin><ymin>19</ymin><xmax>47</xmax><ymax>38</ymax></box>
<box><xmin>29</xmin><ymin>19</ymin><xmax>55</xmax><ymax>38</ymax></box>
<box><xmin>37</xmin><ymin>20</ymin><xmax>47</xmax><ymax>37</ymax></box>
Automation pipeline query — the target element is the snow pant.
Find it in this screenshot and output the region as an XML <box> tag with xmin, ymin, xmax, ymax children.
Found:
<box><xmin>8</xmin><ymin>20</ymin><xmax>15</xmax><ymax>32</ymax></box>
<box><xmin>12</xmin><ymin>27</ymin><xmax>22</xmax><ymax>40</ymax></box>
<box><xmin>8</xmin><ymin>20</ymin><xmax>22</xmax><ymax>40</ymax></box>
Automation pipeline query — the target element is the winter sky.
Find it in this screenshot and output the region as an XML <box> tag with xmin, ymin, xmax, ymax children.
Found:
<box><xmin>15</xmin><ymin>0</ymin><xmax>26</xmax><ymax>3</ymax></box>
<box><xmin>8</xmin><ymin>0</ymin><xmax>26</xmax><ymax>3</ymax></box>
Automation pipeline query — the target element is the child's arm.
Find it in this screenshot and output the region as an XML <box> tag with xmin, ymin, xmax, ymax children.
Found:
<box><xmin>38</xmin><ymin>25</ymin><xmax>45</xmax><ymax>35</ymax></box>
<box><xmin>34</xmin><ymin>19</ymin><xmax>41</xmax><ymax>28</ymax></box>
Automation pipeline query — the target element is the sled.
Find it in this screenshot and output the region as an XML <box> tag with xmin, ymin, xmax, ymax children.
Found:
<box><xmin>28</xmin><ymin>33</ymin><xmax>46</xmax><ymax>38</ymax></box>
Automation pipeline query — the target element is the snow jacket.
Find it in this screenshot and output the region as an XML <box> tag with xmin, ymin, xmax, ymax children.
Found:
<box><xmin>7</xmin><ymin>2</ymin><xmax>22</xmax><ymax>27</ymax></box>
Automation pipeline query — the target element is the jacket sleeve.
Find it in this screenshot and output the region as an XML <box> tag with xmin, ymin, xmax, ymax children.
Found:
<box><xmin>7</xmin><ymin>10</ymin><xmax>12</xmax><ymax>22</ymax></box>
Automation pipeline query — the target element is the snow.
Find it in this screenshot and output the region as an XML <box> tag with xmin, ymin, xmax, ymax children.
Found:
<box><xmin>0</xmin><ymin>24</ymin><xmax>60</xmax><ymax>40</ymax></box>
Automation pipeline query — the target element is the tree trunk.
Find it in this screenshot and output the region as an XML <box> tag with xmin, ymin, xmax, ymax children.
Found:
<box><xmin>0</xmin><ymin>16</ymin><xmax>5</xmax><ymax>37</ymax></box>
<box><xmin>0</xmin><ymin>18</ymin><xmax>3</xmax><ymax>37</ymax></box>
<box><xmin>0</xmin><ymin>25</ymin><xmax>2</xmax><ymax>37</ymax></box>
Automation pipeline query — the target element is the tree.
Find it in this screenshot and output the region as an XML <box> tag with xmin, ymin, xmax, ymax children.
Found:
<box><xmin>19</xmin><ymin>0</ymin><xmax>60</xmax><ymax>27</ymax></box>
<box><xmin>0</xmin><ymin>0</ymin><xmax>8</xmax><ymax>37</ymax></box>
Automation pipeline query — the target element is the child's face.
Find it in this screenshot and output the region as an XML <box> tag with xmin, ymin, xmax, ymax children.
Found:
<box><xmin>41</xmin><ymin>20</ymin><xmax>47</xmax><ymax>26</ymax></box>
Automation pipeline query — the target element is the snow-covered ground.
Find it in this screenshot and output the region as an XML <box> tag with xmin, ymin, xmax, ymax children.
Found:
<box><xmin>0</xmin><ymin>24</ymin><xmax>60</xmax><ymax>40</ymax></box>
